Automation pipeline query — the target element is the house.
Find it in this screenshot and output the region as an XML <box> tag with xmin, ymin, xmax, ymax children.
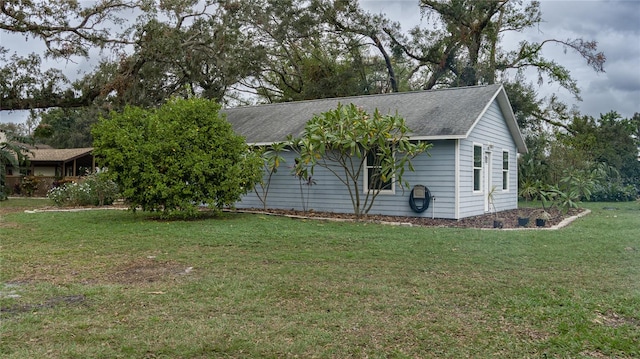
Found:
<box><xmin>5</xmin><ymin>147</ymin><xmax>94</xmax><ymax>196</ymax></box>
<box><xmin>224</xmin><ymin>84</ymin><xmax>527</xmax><ymax>219</ymax></box>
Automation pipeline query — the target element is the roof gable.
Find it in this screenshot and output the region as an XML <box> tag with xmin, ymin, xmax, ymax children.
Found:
<box><xmin>224</xmin><ymin>84</ymin><xmax>526</xmax><ymax>153</ymax></box>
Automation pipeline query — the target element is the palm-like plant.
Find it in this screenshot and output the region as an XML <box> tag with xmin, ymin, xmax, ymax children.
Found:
<box><xmin>1</xmin><ymin>131</ymin><xmax>31</xmax><ymax>200</ymax></box>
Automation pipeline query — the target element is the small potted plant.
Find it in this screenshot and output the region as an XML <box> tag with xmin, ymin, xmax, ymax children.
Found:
<box><xmin>517</xmin><ymin>212</ymin><xmax>530</xmax><ymax>227</ymax></box>
<box><xmin>517</xmin><ymin>180</ymin><xmax>540</xmax><ymax>227</ymax></box>
<box><xmin>488</xmin><ymin>186</ymin><xmax>504</xmax><ymax>228</ymax></box>
<box><xmin>535</xmin><ymin>210</ymin><xmax>551</xmax><ymax>227</ymax></box>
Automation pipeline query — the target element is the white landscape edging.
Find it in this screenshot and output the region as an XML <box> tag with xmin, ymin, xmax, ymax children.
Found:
<box><xmin>550</xmin><ymin>209</ymin><xmax>591</xmax><ymax>230</ymax></box>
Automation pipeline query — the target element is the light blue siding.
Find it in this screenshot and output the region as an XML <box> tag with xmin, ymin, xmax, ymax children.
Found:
<box><xmin>236</xmin><ymin>98</ymin><xmax>519</xmax><ymax>219</ymax></box>
<box><xmin>459</xmin><ymin>100</ymin><xmax>519</xmax><ymax>218</ymax></box>
<box><xmin>237</xmin><ymin>140</ymin><xmax>459</xmax><ymax>219</ymax></box>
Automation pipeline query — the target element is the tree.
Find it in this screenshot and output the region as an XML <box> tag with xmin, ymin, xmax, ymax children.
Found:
<box><xmin>99</xmin><ymin>4</ymin><xmax>264</xmax><ymax>109</ymax></box>
<box><xmin>0</xmin><ymin>0</ymin><xmax>145</xmax><ymax>110</ymax></box>
<box><xmin>253</xmin><ymin>142</ymin><xmax>288</xmax><ymax>210</ymax></box>
<box><xmin>0</xmin><ymin>130</ymin><xmax>31</xmax><ymax>200</ymax></box>
<box><xmin>1</xmin><ymin>1</ymin><xmax>264</xmax><ymax>111</ymax></box>
<box><xmin>520</xmin><ymin>111</ymin><xmax>640</xmax><ymax>203</ymax></box>
<box><xmin>316</xmin><ymin>0</ymin><xmax>409</xmax><ymax>93</ymax></box>
<box><xmin>557</xmin><ymin>111</ymin><xmax>640</xmax><ymax>183</ymax></box>
<box><xmin>384</xmin><ymin>0</ymin><xmax>604</xmax><ymax>98</ymax></box>
<box><xmin>291</xmin><ymin>104</ymin><xmax>431</xmax><ymax>219</ymax></box>
<box><xmin>33</xmin><ymin>107</ymin><xmax>104</xmax><ymax>148</ymax></box>
<box><xmin>92</xmin><ymin>97</ymin><xmax>263</xmax><ymax>218</ymax></box>
<box><xmin>235</xmin><ymin>0</ymin><xmax>378</xmax><ymax>103</ymax></box>
<box><xmin>632</xmin><ymin>112</ymin><xmax>640</xmax><ymax>150</ymax></box>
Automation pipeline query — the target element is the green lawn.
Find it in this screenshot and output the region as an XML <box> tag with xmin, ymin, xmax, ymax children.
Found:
<box><xmin>1</xmin><ymin>199</ymin><xmax>638</xmax><ymax>358</ymax></box>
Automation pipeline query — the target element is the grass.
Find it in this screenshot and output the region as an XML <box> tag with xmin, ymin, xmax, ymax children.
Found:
<box><xmin>0</xmin><ymin>199</ymin><xmax>638</xmax><ymax>358</ymax></box>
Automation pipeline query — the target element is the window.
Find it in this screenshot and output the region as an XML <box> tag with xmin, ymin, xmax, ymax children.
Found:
<box><xmin>502</xmin><ymin>151</ymin><xmax>509</xmax><ymax>190</ymax></box>
<box><xmin>365</xmin><ymin>148</ymin><xmax>393</xmax><ymax>192</ymax></box>
<box><xmin>473</xmin><ymin>145</ymin><xmax>482</xmax><ymax>191</ymax></box>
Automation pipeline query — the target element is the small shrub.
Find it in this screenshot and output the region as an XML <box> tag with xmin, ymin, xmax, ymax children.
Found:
<box><xmin>20</xmin><ymin>176</ymin><xmax>39</xmax><ymax>197</ymax></box>
<box><xmin>82</xmin><ymin>172</ymin><xmax>120</xmax><ymax>206</ymax></box>
<box><xmin>589</xmin><ymin>182</ymin><xmax>638</xmax><ymax>202</ymax></box>
<box><xmin>47</xmin><ymin>173</ymin><xmax>119</xmax><ymax>206</ymax></box>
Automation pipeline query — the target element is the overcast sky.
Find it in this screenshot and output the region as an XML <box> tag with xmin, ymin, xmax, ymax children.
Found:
<box><xmin>1</xmin><ymin>0</ymin><xmax>639</xmax><ymax>125</ymax></box>
<box><xmin>360</xmin><ymin>0</ymin><xmax>640</xmax><ymax>119</ymax></box>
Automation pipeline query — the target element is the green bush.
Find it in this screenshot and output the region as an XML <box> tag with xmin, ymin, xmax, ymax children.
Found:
<box><xmin>589</xmin><ymin>182</ymin><xmax>638</xmax><ymax>202</ymax></box>
<box><xmin>20</xmin><ymin>176</ymin><xmax>39</xmax><ymax>197</ymax></box>
<box><xmin>92</xmin><ymin>98</ymin><xmax>262</xmax><ymax>218</ymax></box>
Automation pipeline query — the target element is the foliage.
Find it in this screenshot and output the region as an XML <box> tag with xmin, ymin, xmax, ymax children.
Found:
<box><xmin>379</xmin><ymin>0</ymin><xmax>604</xmax><ymax>97</ymax></box>
<box><xmin>252</xmin><ymin>142</ymin><xmax>288</xmax><ymax>210</ymax></box>
<box><xmin>315</xmin><ymin>0</ymin><xmax>410</xmax><ymax>94</ymax></box>
<box><xmin>291</xmin><ymin>157</ymin><xmax>317</xmax><ymax>213</ymax></box>
<box><xmin>33</xmin><ymin>107</ymin><xmax>105</xmax><ymax>148</ymax></box>
<box><xmin>238</xmin><ymin>0</ymin><xmax>389</xmax><ymax>102</ymax></box>
<box><xmin>558</xmin><ymin>111</ymin><xmax>640</xmax><ymax>185</ymax></box>
<box><xmin>1</xmin><ymin>131</ymin><xmax>31</xmax><ymax>200</ymax></box>
<box><xmin>1</xmin><ymin>1</ymin><xmax>604</xmax><ymax>116</ymax></box>
<box><xmin>0</xmin><ymin>0</ymin><xmax>145</xmax><ymax>110</ymax></box>
<box><xmin>590</xmin><ymin>182</ymin><xmax>638</xmax><ymax>202</ymax></box>
<box><xmin>520</xmin><ymin>111</ymin><xmax>640</xmax><ymax>204</ymax></box>
<box><xmin>92</xmin><ymin>98</ymin><xmax>262</xmax><ymax>218</ymax></box>
<box><xmin>19</xmin><ymin>176</ymin><xmax>40</xmax><ymax>197</ymax></box>
<box><xmin>291</xmin><ymin>103</ymin><xmax>431</xmax><ymax>218</ymax></box>
<box><xmin>47</xmin><ymin>173</ymin><xmax>119</xmax><ymax>207</ymax></box>
<box><xmin>1</xmin><ymin>1</ymin><xmax>262</xmax><ymax>111</ymax></box>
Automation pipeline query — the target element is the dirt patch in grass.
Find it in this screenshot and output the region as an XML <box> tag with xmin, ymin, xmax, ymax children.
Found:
<box><xmin>593</xmin><ymin>310</ymin><xmax>640</xmax><ymax>328</ymax></box>
<box><xmin>1</xmin><ymin>294</ymin><xmax>86</xmax><ymax>317</ymax></box>
<box><xmin>6</xmin><ymin>258</ymin><xmax>192</xmax><ymax>287</ymax></box>
<box><xmin>0</xmin><ymin>219</ymin><xmax>21</xmax><ymax>229</ymax></box>
<box><xmin>99</xmin><ymin>258</ymin><xmax>191</xmax><ymax>285</ymax></box>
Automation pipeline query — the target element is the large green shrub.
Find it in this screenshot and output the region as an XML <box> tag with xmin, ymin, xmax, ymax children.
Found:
<box><xmin>92</xmin><ymin>98</ymin><xmax>262</xmax><ymax>218</ymax></box>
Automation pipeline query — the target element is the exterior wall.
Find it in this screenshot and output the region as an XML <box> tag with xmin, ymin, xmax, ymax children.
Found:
<box><xmin>32</xmin><ymin>166</ymin><xmax>57</xmax><ymax>177</ymax></box>
<box><xmin>237</xmin><ymin>99</ymin><xmax>520</xmax><ymax>219</ymax></box>
<box><xmin>458</xmin><ymin>100</ymin><xmax>519</xmax><ymax>218</ymax></box>
<box><xmin>236</xmin><ymin>140</ymin><xmax>459</xmax><ymax>219</ymax></box>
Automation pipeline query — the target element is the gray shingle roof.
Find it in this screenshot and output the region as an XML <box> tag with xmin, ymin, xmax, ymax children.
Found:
<box><xmin>223</xmin><ymin>84</ymin><xmax>526</xmax><ymax>153</ymax></box>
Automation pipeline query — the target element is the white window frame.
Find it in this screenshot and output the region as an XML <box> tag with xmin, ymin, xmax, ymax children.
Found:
<box><xmin>363</xmin><ymin>148</ymin><xmax>395</xmax><ymax>194</ymax></box>
<box><xmin>502</xmin><ymin>150</ymin><xmax>509</xmax><ymax>191</ymax></box>
<box><xmin>473</xmin><ymin>144</ymin><xmax>483</xmax><ymax>193</ymax></box>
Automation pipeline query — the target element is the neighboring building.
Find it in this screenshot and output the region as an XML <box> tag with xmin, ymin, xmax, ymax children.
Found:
<box><xmin>5</xmin><ymin>147</ymin><xmax>94</xmax><ymax>196</ymax></box>
<box><xmin>224</xmin><ymin>84</ymin><xmax>527</xmax><ymax>220</ymax></box>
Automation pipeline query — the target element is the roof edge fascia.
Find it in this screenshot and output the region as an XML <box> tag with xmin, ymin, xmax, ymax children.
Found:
<box><xmin>464</xmin><ymin>84</ymin><xmax>528</xmax><ymax>154</ymax></box>
<box><xmin>494</xmin><ymin>86</ymin><xmax>528</xmax><ymax>154</ymax></box>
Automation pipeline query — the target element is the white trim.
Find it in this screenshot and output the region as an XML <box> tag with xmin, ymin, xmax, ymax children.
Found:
<box><xmin>247</xmin><ymin>141</ymin><xmax>277</xmax><ymax>146</ymax></box>
<box><xmin>501</xmin><ymin>149</ymin><xmax>510</xmax><ymax>191</ymax></box>
<box><xmin>454</xmin><ymin>139</ymin><xmax>460</xmax><ymax>219</ymax></box>
<box><xmin>472</xmin><ymin>143</ymin><xmax>483</xmax><ymax>194</ymax></box>
<box><xmin>363</xmin><ymin>150</ymin><xmax>396</xmax><ymax>195</ymax></box>
<box><xmin>484</xmin><ymin>149</ymin><xmax>492</xmax><ymax>213</ymax></box>
<box><xmin>462</xmin><ymin>85</ymin><xmax>527</xmax><ymax>154</ymax></box>
<box><xmin>407</xmin><ymin>135</ymin><xmax>466</xmax><ymax>141</ymax></box>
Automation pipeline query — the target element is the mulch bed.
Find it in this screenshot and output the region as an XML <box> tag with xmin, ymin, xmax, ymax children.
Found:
<box><xmin>243</xmin><ymin>207</ymin><xmax>585</xmax><ymax>229</ymax></box>
<box><xmin>2</xmin><ymin>199</ymin><xmax>584</xmax><ymax>229</ymax></box>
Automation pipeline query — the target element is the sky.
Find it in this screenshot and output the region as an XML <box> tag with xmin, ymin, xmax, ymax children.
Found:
<box><xmin>1</xmin><ymin>0</ymin><xmax>639</xmax><ymax>125</ymax></box>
